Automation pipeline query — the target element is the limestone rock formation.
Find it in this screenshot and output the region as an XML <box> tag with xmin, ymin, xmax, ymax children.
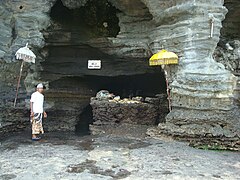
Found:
<box><xmin>0</xmin><ymin>0</ymin><xmax>239</xmax><ymax>149</ymax></box>
<box><xmin>142</xmin><ymin>0</ymin><xmax>239</xmax><ymax>149</ymax></box>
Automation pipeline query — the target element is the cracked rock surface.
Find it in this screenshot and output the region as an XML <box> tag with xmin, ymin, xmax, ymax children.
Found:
<box><xmin>0</xmin><ymin>130</ymin><xmax>240</xmax><ymax>180</ymax></box>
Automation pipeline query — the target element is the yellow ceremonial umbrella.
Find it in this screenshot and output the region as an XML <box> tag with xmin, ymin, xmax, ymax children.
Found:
<box><xmin>149</xmin><ymin>49</ymin><xmax>178</xmax><ymax>66</ymax></box>
<box><xmin>149</xmin><ymin>49</ymin><xmax>178</xmax><ymax>112</ymax></box>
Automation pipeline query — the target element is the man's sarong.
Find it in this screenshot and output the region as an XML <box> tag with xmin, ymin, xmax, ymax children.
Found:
<box><xmin>31</xmin><ymin>113</ymin><xmax>44</xmax><ymax>135</ymax></box>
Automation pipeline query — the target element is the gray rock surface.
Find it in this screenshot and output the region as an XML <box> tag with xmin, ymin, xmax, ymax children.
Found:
<box><xmin>0</xmin><ymin>131</ymin><xmax>240</xmax><ymax>180</ymax></box>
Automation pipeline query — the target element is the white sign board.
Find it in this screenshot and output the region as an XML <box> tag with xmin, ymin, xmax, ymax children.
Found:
<box><xmin>88</xmin><ymin>60</ymin><xmax>101</xmax><ymax>69</ymax></box>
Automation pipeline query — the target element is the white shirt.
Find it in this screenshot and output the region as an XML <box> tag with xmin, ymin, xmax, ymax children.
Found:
<box><xmin>30</xmin><ymin>91</ymin><xmax>44</xmax><ymax>113</ymax></box>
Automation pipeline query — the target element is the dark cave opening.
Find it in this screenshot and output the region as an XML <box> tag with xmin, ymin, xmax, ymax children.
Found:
<box><xmin>48</xmin><ymin>0</ymin><xmax>120</xmax><ymax>39</ymax></box>
<box><xmin>49</xmin><ymin>73</ymin><xmax>167</xmax><ymax>99</ymax></box>
<box><xmin>41</xmin><ymin>0</ymin><xmax>168</xmax><ymax>135</ymax></box>
<box><xmin>222</xmin><ymin>1</ymin><xmax>240</xmax><ymax>39</ymax></box>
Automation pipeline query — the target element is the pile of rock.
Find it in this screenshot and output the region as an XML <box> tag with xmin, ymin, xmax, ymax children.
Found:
<box><xmin>90</xmin><ymin>90</ymin><xmax>168</xmax><ymax>127</ymax></box>
<box><xmin>214</xmin><ymin>39</ymin><xmax>240</xmax><ymax>106</ymax></box>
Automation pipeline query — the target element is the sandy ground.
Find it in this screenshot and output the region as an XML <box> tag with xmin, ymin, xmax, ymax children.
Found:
<box><xmin>0</xmin><ymin>129</ymin><xmax>240</xmax><ymax>180</ymax></box>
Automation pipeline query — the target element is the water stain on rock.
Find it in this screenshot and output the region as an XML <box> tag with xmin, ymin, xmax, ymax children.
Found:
<box><xmin>97</xmin><ymin>136</ymin><xmax>151</xmax><ymax>150</ymax></box>
<box><xmin>127</xmin><ymin>141</ymin><xmax>151</xmax><ymax>149</ymax></box>
<box><xmin>67</xmin><ymin>159</ymin><xmax>131</xmax><ymax>179</ymax></box>
<box><xmin>67</xmin><ymin>159</ymin><xmax>97</xmax><ymax>173</ymax></box>
<box><xmin>162</xmin><ymin>170</ymin><xmax>173</xmax><ymax>175</ymax></box>
<box><xmin>172</xmin><ymin>158</ymin><xmax>181</xmax><ymax>161</ymax></box>
<box><xmin>213</xmin><ymin>174</ymin><xmax>222</xmax><ymax>179</ymax></box>
<box><xmin>0</xmin><ymin>174</ymin><xmax>17</xmax><ymax>180</ymax></box>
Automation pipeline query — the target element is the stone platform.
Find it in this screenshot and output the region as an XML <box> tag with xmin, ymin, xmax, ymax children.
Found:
<box><xmin>90</xmin><ymin>94</ymin><xmax>168</xmax><ymax>127</ymax></box>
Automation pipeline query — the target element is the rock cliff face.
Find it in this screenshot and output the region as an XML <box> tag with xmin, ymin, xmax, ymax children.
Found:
<box><xmin>0</xmin><ymin>0</ymin><xmax>239</xmax><ymax>147</ymax></box>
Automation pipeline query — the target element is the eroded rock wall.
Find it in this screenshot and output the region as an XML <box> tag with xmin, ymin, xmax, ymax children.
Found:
<box><xmin>0</xmin><ymin>0</ymin><xmax>239</xmax><ymax>145</ymax></box>
<box><xmin>0</xmin><ymin>0</ymin><xmax>55</xmax><ymax>134</ymax></box>
<box><xmin>91</xmin><ymin>99</ymin><xmax>158</xmax><ymax>126</ymax></box>
<box><xmin>143</xmin><ymin>0</ymin><xmax>239</xmax><ymax>148</ymax></box>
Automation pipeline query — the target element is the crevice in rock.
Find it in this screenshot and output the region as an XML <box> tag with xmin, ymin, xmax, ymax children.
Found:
<box><xmin>222</xmin><ymin>0</ymin><xmax>240</xmax><ymax>39</ymax></box>
<box><xmin>10</xmin><ymin>17</ymin><xmax>17</xmax><ymax>48</ymax></box>
<box><xmin>75</xmin><ymin>105</ymin><xmax>93</xmax><ymax>136</ymax></box>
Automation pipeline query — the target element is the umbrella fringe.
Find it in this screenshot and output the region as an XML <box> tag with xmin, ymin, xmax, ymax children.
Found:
<box><xmin>16</xmin><ymin>53</ymin><xmax>35</xmax><ymax>63</ymax></box>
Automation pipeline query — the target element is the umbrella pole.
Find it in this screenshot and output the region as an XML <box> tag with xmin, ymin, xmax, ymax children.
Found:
<box><xmin>162</xmin><ymin>65</ymin><xmax>171</xmax><ymax>112</ymax></box>
<box><xmin>165</xmin><ymin>74</ymin><xmax>172</xmax><ymax>112</ymax></box>
<box><xmin>14</xmin><ymin>61</ymin><xmax>24</xmax><ymax>107</ymax></box>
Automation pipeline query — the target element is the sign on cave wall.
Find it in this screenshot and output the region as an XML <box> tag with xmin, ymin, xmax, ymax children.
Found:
<box><xmin>88</xmin><ymin>60</ymin><xmax>101</xmax><ymax>69</ymax></box>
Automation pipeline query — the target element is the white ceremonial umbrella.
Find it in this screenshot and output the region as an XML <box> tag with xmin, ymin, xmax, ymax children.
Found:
<box><xmin>14</xmin><ymin>43</ymin><xmax>36</xmax><ymax>107</ymax></box>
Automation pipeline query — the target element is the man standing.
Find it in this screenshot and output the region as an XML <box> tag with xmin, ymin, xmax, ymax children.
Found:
<box><xmin>30</xmin><ymin>83</ymin><xmax>47</xmax><ymax>141</ymax></box>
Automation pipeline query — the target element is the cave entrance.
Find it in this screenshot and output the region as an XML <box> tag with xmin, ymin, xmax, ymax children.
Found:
<box><xmin>41</xmin><ymin>0</ymin><xmax>168</xmax><ymax>135</ymax></box>
<box><xmin>49</xmin><ymin>73</ymin><xmax>167</xmax><ymax>135</ymax></box>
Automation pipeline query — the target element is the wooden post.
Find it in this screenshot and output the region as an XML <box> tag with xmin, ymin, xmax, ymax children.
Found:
<box><xmin>209</xmin><ymin>14</ymin><xmax>215</xmax><ymax>38</ymax></box>
<box><xmin>161</xmin><ymin>65</ymin><xmax>172</xmax><ymax>112</ymax></box>
<box><xmin>14</xmin><ymin>61</ymin><xmax>24</xmax><ymax>107</ymax></box>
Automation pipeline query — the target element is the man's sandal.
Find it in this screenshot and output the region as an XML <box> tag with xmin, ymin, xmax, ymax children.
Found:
<box><xmin>32</xmin><ymin>137</ymin><xmax>41</xmax><ymax>141</ymax></box>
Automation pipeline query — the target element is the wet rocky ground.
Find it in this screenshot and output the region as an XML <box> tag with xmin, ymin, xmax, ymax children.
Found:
<box><xmin>0</xmin><ymin>126</ymin><xmax>240</xmax><ymax>180</ymax></box>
